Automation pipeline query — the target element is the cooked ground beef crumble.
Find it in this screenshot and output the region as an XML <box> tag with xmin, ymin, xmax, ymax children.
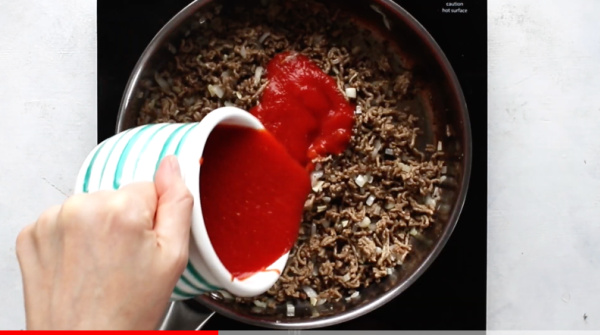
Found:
<box><xmin>136</xmin><ymin>0</ymin><xmax>445</xmax><ymax>306</ymax></box>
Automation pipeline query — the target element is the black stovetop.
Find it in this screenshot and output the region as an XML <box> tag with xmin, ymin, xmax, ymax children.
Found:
<box><xmin>98</xmin><ymin>0</ymin><xmax>487</xmax><ymax>330</ymax></box>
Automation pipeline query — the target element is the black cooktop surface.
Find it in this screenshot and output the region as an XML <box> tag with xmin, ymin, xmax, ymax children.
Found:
<box><xmin>98</xmin><ymin>0</ymin><xmax>487</xmax><ymax>330</ymax></box>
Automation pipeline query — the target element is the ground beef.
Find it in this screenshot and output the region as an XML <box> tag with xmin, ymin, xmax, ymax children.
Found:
<box><xmin>136</xmin><ymin>0</ymin><xmax>445</xmax><ymax>305</ymax></box>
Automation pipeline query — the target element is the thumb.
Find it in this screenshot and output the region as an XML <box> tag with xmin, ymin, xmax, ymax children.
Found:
<box><xmin>154</xmin><ymin>155</ymin><xmax>193</xmax><ymax>253</ymax></box>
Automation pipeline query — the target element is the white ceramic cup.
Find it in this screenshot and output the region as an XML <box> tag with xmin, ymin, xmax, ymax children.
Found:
<box><xmin>74</xmin><ymin>106</ymin><xmax>290</xmax><ymax>300</ymax></box>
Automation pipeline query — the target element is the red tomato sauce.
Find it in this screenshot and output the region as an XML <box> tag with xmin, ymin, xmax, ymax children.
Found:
<box><xmin>200</xmin><ymin>125</ymin><xmax>310</xmax><ymax>279</ymax></box>
<box><xmin>200</xmin><ymin>52</ymin><xmax>354</xmax><ymax>279</ymax></box>
<box><xmin>251</xmin><ymin>51</ymin><xmax>355</xmax><ymax>167</ymax></box>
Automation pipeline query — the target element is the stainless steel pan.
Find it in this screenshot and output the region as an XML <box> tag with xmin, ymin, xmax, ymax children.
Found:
<box><xmin>117</xmin><ymin>0</ymin><xmax>472</xmax><ymax>329</ymax></box>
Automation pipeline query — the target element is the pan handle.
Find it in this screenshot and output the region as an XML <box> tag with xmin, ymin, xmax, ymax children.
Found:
<box><xmin>158</xmin><ymin>300</ymin><xmax>215</xmax><ymax>330</ymax></box>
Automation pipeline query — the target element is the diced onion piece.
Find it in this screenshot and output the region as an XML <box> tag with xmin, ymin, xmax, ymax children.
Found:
<box><xmin>367</xmin><ymin>174</ymin><xmax>374</xmax><ymax>183</ymax></box>
<box><xmin>303</xmin><ymin>286</ymin><xmax>318</xmax><ymax>299</ymax></box>
<box><xmin>342</xmin><ymin>273</ymin><xmax>351</xmax><ymax>281</ymax></box>
<box><xmin>433</xmin><ymin>187</ymin><xmax>442</xmax><ymax>198</ymax></box>
<box><xmin>341</xmin><ymin>220</ymin><xmax>349</xmax><ymax>228</ymax></box>
<box><xmin>354</xmin><ymin>105</ymin><xmax>362</xmax><ymax>115</ymax></box>
<box><xmin>355</xmin><ymin>175</ymin><xmax>367</xmax><ymax>187</ymax></box>
<box><xmin>316</xmin><ymin>205</ymin><xmax>327</xmax><ymax>213</ymax></box>
<box><xmin>384</xmin><ymin>202</ymin><xmax>395</xmax><ymax>210</ymax></box>
<box><xmin>219</xmin><ymin>290</ymin><xmax>234</xmax><ymax>301</ymax></box>
<box><xmin>425</xmin><ymin>196</ymin><xmax>437</xmax><ymax>208</ymax></box>
<box><xmin>286</xmin><ymin>302</ymin><xmax>295</xmax><ymax>317</ymax></box>
<box><xmin>387</xmin><ymin>268</ymin><xmax>394</xmax><ymax>275</ymax></box>
<box><xmin>317</xmin><ymin>298</ymin><xmax>327</xmax><ymax>306</ymax></box>
<box><xmin>312</xmin><ymin>180</ymin><xmax>325</xmax><ymax>192</ymax></box>
<box><xmin>310</xmin><ymin>170</ymin><xmax>324</xmax><ymax>185</ymax></box>
<box><xmin>437</xmin><ymin>141</ymin><xmax>443</xmax><ymax>151</ymax></box>
<box><xmin>167</xmin><ymin>43</ymin><xmax>177</xmax><ymax>54</ymax></box>
<box><xmin>208</xmin><ymin>84</ymin><xmax>224</xmax><ymax>98</ymax></box>
<box><xmin>240</xmin><ymin>45</ymin><xmax>247</xmax><ymax>58</ymax></box>
<box><xmin>399</xmin><ymin>163</ymin><xmax>411</xmax><ymax>173</ymax></box>
<box><xmin>358</xmin><ymin>216</ymin><xmax>371</xmax><ymax>228</ymax></box>
<box><xmin>310</xmin><ymin>297</ymin><xmax>318</xmax><ymax>306</ymax></box>
<box><xmin>154</xmin><ymin>72</ymin><xmax>170</xmax><ymax>91</ymax></box>
<box><xmin>350</xmin><ymin>291</ymin><xmax>360</xmax><ymax>299</ymax></box>
<box><xmin>235</xmin><ymin>92</ymin><xmax>243</xmax><ymax>99</ymax></box>
<box><xmin>254</xmin><ymin>66</ymin><xmax>264</xmax><ymax>86</ymax></box>
<box><xmin>409</xmin><ymin>227</ymin><xmax>419</xmax><ymax>236</ymax></box>
<box><xmin>371</xmin><ymin>140</ymin><xmax>382</xmax><ymax>157</ymax></box>
<box><xmin>224</xmin><ymin>101</ymin><xmax>235</xmax><ymax>107</ymax></box>
<box><xmin>374</xmin><ymin>140</ymin><xmax>382</xmax><ymax>151</ymax></box>
<box><xmin>438</xmin><ymin>203</ymin><xmax>451</xmax><ymax>214</ymax></box>
<box><xmin>258</xmin><ymin>32</ymin><xmax>271</xmax><ymax>43</ymax></box>
<box><xmin>253</xmin><ymin>300</ymin><xmax>267</xmax><ymax>308</ymax></box>
<box><xmin>322</xmin><ymin>196</ymin><xmax>331</xmax><ymax>203</ymax></box>
<box><xmin>373</xmin><ymin>204</ymin><xmax>381</xmax><ymax>216</ymax></box>
<box><xmin>311</xmin><ymin>224</ymin><xmax>317</xmax><ymax>236</ymax></box>
<box><xmin>366</xmin><ymin>195</ymin><xmax>376</xmax><ymax>206</ymax></box>
<box><xmin>183</xmin><ymin>97</ymin><xmax>195</xmax><ymax>107</ymax></box>
<box><xmin>384</xmin><ymin>148</ymin><xmax>394</xmax><ymax>156</ymax></box>
<box><xmin>376</xmin><ymin>247</ymin><xmax>382</xmax><ymax>255</ymax></box>
<box><xmin>345</xmin><ymin>87</ymin><xmax>357</xmax><ymax>99</ymax></box>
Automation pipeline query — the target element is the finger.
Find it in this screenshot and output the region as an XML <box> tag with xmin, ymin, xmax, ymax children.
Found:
<box><xmin>15</xmin><ymin>222</ymin><xmax>46</xmax><ymax>329</ymax></box>
<box><xmin>16</xmin><ymin>223</ymin><xmax>37</xmax><ymax>266</ymax></box>
<box><xmin>114</xmin><ymin>182</ymin><xmax>158</xmax><ymax>230</ymax></box>
<box><xmin>153</xmin><ymin>155</ymin><xmax>193</xmax><ymax>253</ymax></box>
<box><xmin>31</xmin><ymin>205</ymin><xmax>61</xmax><ymax>258</ymax></box>
<box><xmin>33</xmin><ymin>205</ymin><xmax>61</xmax><ymax>235</ymax></box>
<box><xmin>16</xmin><ymin>220</ymin><xmax>48</xmax><ymax>329</ymax></box>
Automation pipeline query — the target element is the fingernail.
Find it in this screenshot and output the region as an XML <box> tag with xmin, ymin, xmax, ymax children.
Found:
<box><xmin>166</xmin><ymin>155</ymin><xmax>182</xmax><ymax>177</ymax></box>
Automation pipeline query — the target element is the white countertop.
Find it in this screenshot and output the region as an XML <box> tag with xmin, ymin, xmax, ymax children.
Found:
<box><xmin>1</xmin><ymin>0</ymin><xmax>599</xmax><ymax>330</ymax></box>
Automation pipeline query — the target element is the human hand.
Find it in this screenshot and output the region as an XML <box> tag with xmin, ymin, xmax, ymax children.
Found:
<box><xmin>16</xmin><ymin>156</ymin><xmax>193</xmax><ymax>330</ymax></box>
